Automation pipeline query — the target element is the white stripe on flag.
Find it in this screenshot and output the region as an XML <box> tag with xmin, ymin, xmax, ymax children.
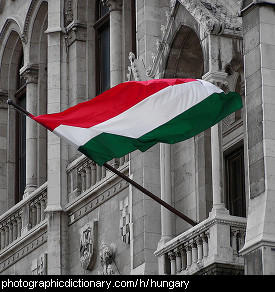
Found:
<box><xmin>54</xmin><ymin>80</ymin><xmax>222</xmax><ymax>147</ymax></box>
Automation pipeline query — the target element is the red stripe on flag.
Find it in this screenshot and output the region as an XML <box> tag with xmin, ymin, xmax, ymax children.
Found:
<box><xmin>32</xmin><ymin>79</ymin><xmax>196</xmax><ymax>131</ymax></box>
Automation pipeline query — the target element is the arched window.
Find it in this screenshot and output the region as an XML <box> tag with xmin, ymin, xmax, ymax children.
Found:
<box><xmin>94</xmin><ymin>0</ymin><xmax>110</xmax><ymax>94</ymax></box>
<box><xmin>14</xmin><ymin>50</ymin><xmax>26</xmax><ymax>202</ymax></box>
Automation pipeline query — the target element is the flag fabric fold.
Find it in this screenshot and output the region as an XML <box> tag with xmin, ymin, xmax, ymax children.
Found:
<box><xmin>32</xmin><ymin>79</ymin><xmax>242</xmax><ymax>165</ymax></box>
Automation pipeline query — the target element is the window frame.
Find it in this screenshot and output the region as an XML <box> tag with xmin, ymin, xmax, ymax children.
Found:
<box><xmin>94</xmin><ymin>0</ymin><xmax>110</xmax><ymax>95</ymax></box>
<box><xmin>14</xmin><ymin>51</ymin><xmax>27</xmax><ymax>202</ymax></box>
<box><xmin>14</xmin><ymin>85</ymin><xmax>27</xmax><ymax>202</ymax></box>
<box><xmin>225</xmin><ymin>146</ymin><xmax>246</xmax><ymax>217</ymax></box>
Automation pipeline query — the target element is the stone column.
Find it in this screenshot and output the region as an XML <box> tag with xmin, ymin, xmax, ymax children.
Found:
<box><xmin>103</xmin><ymin>0</ymin><xmax>123</xmax><ymax>87</ymax></box>
<box><xmin>240</xmin><ymin>2</ymin><xmax>275</xmax><ymax>275</ymax></box>
<box><xmin>45</xmin><ymin>0</ymin><xmax>69</xmax><ymax>275</ymax></box>
<box><xmin>159</xmin><ymin>144</ymin><xmax>173</xmax><ymax>245</ymax></box>
<box><xmin>20</xmin><ymin>64</ymin><xmax>39</xmax><ymax>196</ymax></box>
<box><xmin>202</xmin><ymin>72</ymin><xmax>229</xmax><ymax>216</ymax></box>
<box><xmin>210</xmin><ymin>123</ymin><xmax>228</xmax><ymax>213</ymax></box>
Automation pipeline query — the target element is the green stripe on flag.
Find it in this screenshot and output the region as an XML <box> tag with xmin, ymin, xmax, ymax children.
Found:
<box><xmin>79</xmin><ymin>92</ymin><xmax>242</xmax><ymax>165</ymax></box>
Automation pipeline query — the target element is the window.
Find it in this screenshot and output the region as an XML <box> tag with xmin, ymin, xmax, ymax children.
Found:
<box><xmin>94</xmin><ymin>0</ymin><xmax>110</xmax><ymax>94</ymax></box>
<box><xmin>225</xmin><ymin>147</ymin><xmax>246</xmax><ymax>217</ymax></box>
<box><xmin>131</xmin><ymin>0</ymin><xmax>137</xmax><ymax>57</ymax></box>
<box><xmin>15</xmin><ymin>51</ymin><xmax>26</xmax><ymax>202</ymax></box>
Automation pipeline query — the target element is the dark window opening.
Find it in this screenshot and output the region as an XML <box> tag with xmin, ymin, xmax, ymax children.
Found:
<box><xmin>94</xmin><ymin>0</ymin><xmax>110</xmax><ymax>95</ymax></box>
<box><xmin>15</xmin><ymin>51</ymin><xmax>26</xmax><ymax>202</ymax></box>
<box><xmin>225</xmin><ymin>147</ymin><xmax>246</xmax><ymax>217</ymax></box>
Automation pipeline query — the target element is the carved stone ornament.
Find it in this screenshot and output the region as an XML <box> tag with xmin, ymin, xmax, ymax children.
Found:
<box><xmin>99</xmin><ymin>242</ymin><xmax>117</xmax><ymax>275</ymax></box>
<box><xmin>31</xmin><ymin>253</ymin><xmax>47</xmax><ymax>275</ymax></box>
<box><xmin>20</xmin><ymin>64</ymin><xmax>39</xmax><ymax>84</ymax></box>
<box><xmin>79</xmin><ymin>220</ymin><xmax>98</xmax><ymax>270</ymax></box>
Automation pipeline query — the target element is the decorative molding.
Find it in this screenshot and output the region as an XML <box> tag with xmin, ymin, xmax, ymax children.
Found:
<box><xmin>0</xmin><ymin>226</ymin><xmax>47</xmax><ymax>273</ymax></box>
<box><xmin>179</xmin><ymin>0</ymin><xmax>242</xmax><ymax>34</ymax></box>
<box><xmin>127</xmin><ymin>52</ymin><xmax>151</xmax><ymax>81</ymax></box>
<box><xmin>146</xmin><ymin>1</ymin><xmax>178</xmax><ymax>78</ymax></box>
<box><xmin>0</xmin><ymin>18</ymin><xmax>21</xmax><ymax>46</ymax></box>
<box><xmin>68</xmin><ymin>178</ymin><xmax>129</xmax><ymax>225</ymax></box>
<box><xmin>22</xmin><ymin>0</ymin><xmax>39</xmax><ymax>44</ymax></box>
<box><xmin>65</xmin><ymin>21</ymin><xmax>87</xmax><ymax>46</ymax></box>
<box><xmin>119</xmin><ymin>196</ymin><xmax>130</xmax><ymax>244</ymax></box>
<box><xmin>20</xmin><ymin>64</ymin><xmax>39</xmax><ymax>84</ymax></box>
<box><xmin>178</xmin><ymin>0</ymin><xmax>223</xmax><ymax>34</ymax></box>
<box><xmin>79</xmin><ymin>220</ymin><xmax>98</xmax><ymax>270</ymax></box>
<box><xmin>202</xmin><ymin>71</ymin><xmax>229</xmax><ymax>92</ymax></box>
<box><xmin>64</xmin><ymin>0</ymin><xmax>73</xmax><ymax>27</ymax></box>
<box><xmin>31</xmin><ymin>253</ymin><xmax>47</xmax><ymax>275</ymax></box>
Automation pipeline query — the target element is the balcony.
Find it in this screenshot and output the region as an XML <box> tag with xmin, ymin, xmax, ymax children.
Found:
<box><xmin>0</xmin><ymin>182</ymin><xmax>47</xmax><ymax>251</ymax></box>
<box><xmin>155</xmin><ymin>211</ymin><xmax>246</xmax><ymax>275</ymax></box>
<box><xmin>66</xmin><ymin>154</ymin><xmax>129</xmax><ymax>202</ymax></box>
<box><xmin>0</xmin><ymin>182</ymin><xmax>48</xmax><ymax>272</ymax></box>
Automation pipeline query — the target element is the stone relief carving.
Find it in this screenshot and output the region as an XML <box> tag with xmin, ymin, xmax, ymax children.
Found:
<box><xmin>98</xmin><ymin>242</ymin><xmax>117</xmax><ymax>275</ymax></box>
<box><xmin>127</xmin><ymin>52</ymin><xmax>150</xmax><ymax>81</ymax></box>
<box><xmin>119</xmin><ymin>196</ymin><xmax>130</xmax><ymax>244</ymax></box>
<box><xmin>64</xmin><ymin>0</ymin><xmax>73</xmax><ymax>27</ymax></box>
<box><xmin>79</xmin><ymin>220</ymin><xmax>98</xmax><ymax>270</ymax></box>
<box><xmin>147</xmin><ymin>0</ymin><xmax>242</xmax><ymax>78</ymax></box>
<box><xmin>222</xmin><ymin>58</ymin><xmax>244</xmax><ymax>134</ymax></box>
<box><xmin>31</xmin><ymin>253</ymin><xmax>47</xmax><ymax>275</ymax></box>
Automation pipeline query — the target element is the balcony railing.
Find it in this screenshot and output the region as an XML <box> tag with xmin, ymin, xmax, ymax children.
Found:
<box><xmin>155</xmin><ymin>211</ymin><xmax>246</xmax><ymax>275</ymax></box>
<box><xmin>0</xmin><ymin>182</ymin><xmax>47</xmax><ymax>251</ymax></box>
<box><xmin>67</xmin><ymin>155</ymin><xmax>129</xmax><ymax>202</ymax></box>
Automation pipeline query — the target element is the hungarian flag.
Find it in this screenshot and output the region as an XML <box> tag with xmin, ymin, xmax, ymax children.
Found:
<box><xmin>32</xmin><ymin>79</ymin><xmax>242</xmax><ymax>166</ymax></box>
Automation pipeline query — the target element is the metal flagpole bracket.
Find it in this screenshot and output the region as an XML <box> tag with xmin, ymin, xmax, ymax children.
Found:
<box><xmin>6</xmin><ymin>99</ymin><xmax>198</xmax><ymax>226</ymax></box>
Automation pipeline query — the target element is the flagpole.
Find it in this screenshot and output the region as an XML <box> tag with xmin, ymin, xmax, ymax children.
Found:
<box><xmin>102</xmin><ymin>162</ymin><xmax>197</xmax><ymax>226</ymax></box>
<box><xmin>7</xmin><ymin>99</ymin><xmax>198</xmax><ymax>226</ymax></box>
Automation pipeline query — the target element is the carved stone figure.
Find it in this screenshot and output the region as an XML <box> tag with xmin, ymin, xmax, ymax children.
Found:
<box><xmin>79</xmin><ymin>220</ymin><xmax>97</xmax><ymax>270</ymax></box>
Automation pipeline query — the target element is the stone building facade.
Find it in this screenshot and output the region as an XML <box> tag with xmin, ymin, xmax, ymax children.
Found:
<box><xmin>0</xmin><ymin>0</ymin><xmax>274</xmax><ymax>275</ymax></box>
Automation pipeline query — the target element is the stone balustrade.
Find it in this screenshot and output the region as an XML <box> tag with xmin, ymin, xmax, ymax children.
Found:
<box><xmin>0</xmin><ymin>182</ymin><xmax>47</xmax><ymax>251</ymax></box>
<box><xmin>155</xmin><ymin>212</ymin><xmax>246</xmax><ymax>275</ymax></box>
<box><xmin>67</xmin><ymin>155</ymin><xmax>129</xmax><ymax>202</ymax></box>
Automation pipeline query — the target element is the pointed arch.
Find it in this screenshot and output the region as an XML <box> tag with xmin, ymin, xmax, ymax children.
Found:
<box><xmin>164</xmin><ymin>25</ymin><xmax>204</xmax><ymax>79</ymax></box>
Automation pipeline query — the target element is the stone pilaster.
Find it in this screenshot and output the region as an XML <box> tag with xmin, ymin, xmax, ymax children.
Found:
<box><xmin>45</xmin><ymin>0</ymin><xmax>69</xmax><ymax>275</ymax></box>
<box><xmin>20</xmin><ymin>64</ymin><xmax>39</xmax><ymax>196</ymax></box>
<box><xmin>158</xmin><ymin>144</ymin><xmax>173</xmax><ymax>247</ymax></box>
<box><xmin>103</xmin><ymin>0</ymin><xmax>123</xmax><ymax>87</ymax></box>
<box><xmin>240</xmin><ymin>2</ymin><xmax>275</xmax><ymax>275</ymax></box>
